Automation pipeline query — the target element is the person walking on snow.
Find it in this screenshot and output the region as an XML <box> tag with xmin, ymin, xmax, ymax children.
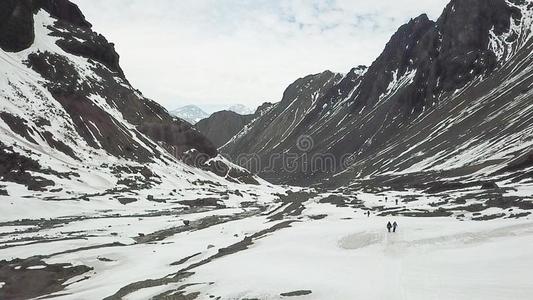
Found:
<box><xmin>395</xmin><ymin>199</ymin><xmax>399</xmax><ymax>205</ymax></box>
<box><xmin>387</xmin><ymin>221</ymin><xmax>392</xmax><ymax>233</ymax></box>
<box><xmin>366</xmin><ymin>211</ymin><xmax>371</xmax><ymax>217</ymax></box>
<box><xmin>393</xmin><ymin>221</ymin><xmax>398</xmax><ymax>233</ymax></box>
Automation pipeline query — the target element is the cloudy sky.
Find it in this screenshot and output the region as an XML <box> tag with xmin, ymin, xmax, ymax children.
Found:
<box><xmin>72</xmin><ymin>0</ymin><xmax>449</xmax><ymax>113</ymax></box>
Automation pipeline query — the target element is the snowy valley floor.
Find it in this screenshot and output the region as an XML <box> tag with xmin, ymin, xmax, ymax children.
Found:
<box><xmin>1</xmin><ymin>188</ymin><xmax>533</xmax><ymax>300</ymax></box>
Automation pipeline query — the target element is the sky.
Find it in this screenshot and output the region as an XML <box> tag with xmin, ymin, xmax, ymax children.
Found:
<box><xmin>72</xmin><ymin>0</ymin><xmax>449</xmax><ymax>113</ymax></box>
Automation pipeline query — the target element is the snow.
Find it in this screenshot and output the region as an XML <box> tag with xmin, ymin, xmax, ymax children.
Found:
<box><xmin>169</xmin><ymin>105</ymin><xmax>209</xmax><ymax>124</ymax></box>
<box><xmin>376</xmin><ymin>69</ymin><xmax>417</xmax><ymax>106</ymax></box>
<box><xmin>184</xmin><ymin>214</ymin><xmax>533</xmax><ymax>300</ymax></box>
<box><xmin>1</xmin><ymin>183</ymin><xmax>530</xmax><ymax>300</ymax></box>
<box><xmin>489</xmin><ymin>1</ymin><xmax>533</xmax><ymax>63</ymax></box>
<box><xmin>27</xmin><ymin>265</ymin><xmax>47</xmax><ymax>270</ymax></box>
<box><xmin>0</xmin><ymin>225</ymin><xmax>37</xmax><ymax>234</ymax></box>
<box><xmin>39</xmin><ymin>214</ymin><xmax>285</xmax><ymax>299</ymax></box>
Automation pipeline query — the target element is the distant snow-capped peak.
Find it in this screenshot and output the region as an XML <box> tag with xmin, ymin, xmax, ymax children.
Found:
<box><xmin>170</xmin><ymin>105</ymin><xmax>209</xmax><ymax>124</ymax></box>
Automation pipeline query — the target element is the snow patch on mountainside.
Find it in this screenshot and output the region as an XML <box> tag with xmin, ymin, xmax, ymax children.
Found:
<box><xmin>489</xmin><ymin>0</ymin><xmax>533</xmax><ymax>62</ymax></box>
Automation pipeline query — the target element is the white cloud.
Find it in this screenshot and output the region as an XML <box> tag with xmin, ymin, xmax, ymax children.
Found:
<box><xmin>72</xmin><ymin>0</ymin><xmax>449</xmax><ymax>111</ymax></box>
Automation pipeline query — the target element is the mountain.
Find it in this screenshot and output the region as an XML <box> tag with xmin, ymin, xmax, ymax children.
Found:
<box><xmin>0</xmin><ymin>0</ymin><xmax>262</xmax><ymax>200</ymax></box>
<box><xmin>169</xmin><ymin>105</ymin><xmax>209</xmax><ymax>124</ymax></box>
<box><xmin>222</xmin><ymin>0</ymin><xmax>533</xmax><ymax>187</ymax></box>
<box><xmin>195</xmin><ymin>103</ymin><xmax>274</xmax><ymax>148</ymax></box>
<box><xmin>195</xmin><ymin>111</ymin><xmax>255</xmax><ymax>148</ymax></box>
<box><xmin>228</xmin><ymin>104</ymin><xmax>255</xmax><ymax>115</ymax></box>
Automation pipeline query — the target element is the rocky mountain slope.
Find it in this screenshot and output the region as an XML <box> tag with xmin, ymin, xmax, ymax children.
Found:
<box><xmin>222</xmin><ymin>0</ymin><xmax>533</xmax><ymax>188</ymax></box>
<box><xmin>194</xmin><ymin>103</ymin><xmax>274</xmax><ymax>148</ymax></box>
<box><xmin>195</xmin><ymin>110</ymin><xmax>255</xmax><ymax>148</ymax></box>
<box><xmin>0</xmin><ymin>0</ymin><xmax>263</xmax><ymax>201</ymax></box>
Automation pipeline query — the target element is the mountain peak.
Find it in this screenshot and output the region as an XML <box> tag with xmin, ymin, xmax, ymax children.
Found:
<box><xmin>350</xmin><ymin>65</ymin><xmax>368</xmax><ymax>76</ymax></box>
<box><xmin>412</xmin><ymin>13</ymin><xmax>430</xmax><ymax>23</ymax></box>
<box><xmin>170</xmin><ymin>105</ymin><xmax>209</xmax><ymax>124</ymax></box>
<box><xmin>0</xmin><ymin>0</ymin><xmax>91</xmax><ymax>52</ymax></box>
<box><xmin>34</xmin><ymin>0</ymin><xmax>92</xmax><ymax>28</ymax></box>
<box><xmin>437</xmin><ymin>0</ymin><xmax>520</xmax><ymax>53</ymax></box>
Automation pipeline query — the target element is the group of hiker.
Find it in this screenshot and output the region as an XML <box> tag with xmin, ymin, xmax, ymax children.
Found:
<box><xmin>364</xmin><ymin>212</ymin><xmax>399</xmax><ymax>232</ymax></box>
<box><xmin>387</xmin><ymin>221</ymin><xmax>398</xmax><ymax>233</ymax></box>
<box><xmin>363</xmin><ymin>196</ymin><xmax>400</xmax><ymax>232</ymax></box>
<box><xmin>387</xmin><ymin>197</ymin><xmax>399</xmax><ymax>232</ymax></box>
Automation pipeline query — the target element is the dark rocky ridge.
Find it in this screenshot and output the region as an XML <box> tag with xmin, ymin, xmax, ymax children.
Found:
<box><xmin>344</xmin><ymin>0</ymin><xmax>521</xmax><ymax>118</ymax></box>
<box><xmin>221</xmin><ymin>70</ymin><xmax>352</xmax><ymax>182</ymax></box>
<box><xmin>223</xmin><ymin>0</ymin><xmax>533</xmax><ymax>186</ymax></box>
<box><xmin>195</xmin><ymin>110</ymin><xmax>255</xmax><ymax>148</ymax></box>
<box><xmin>222</xmin><ymin>70</ymin><xmax>342</xmax><ymax>164</ymax></box>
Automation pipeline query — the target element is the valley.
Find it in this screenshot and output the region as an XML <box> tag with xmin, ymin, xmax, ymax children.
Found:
<box><xmin>1</xmin><ymin>182</ymin><xmax>533</xmax><ymax>299</ymax></box>
<box><xmin>1</xmin><ymin>0</ymin><xmax>533</xmax><ymax>299</ymax></box>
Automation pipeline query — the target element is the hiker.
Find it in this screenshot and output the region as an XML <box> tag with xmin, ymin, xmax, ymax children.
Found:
<box><xmin>395</xmin><ymin>199</ymin><xmax>399</xmax><ymax>205</ymax></box>
<box><xmin>385</xmin><ymin>197</ymin><xmax>388</xmax><ymax>202</ymax></box>
<box><xmin>393</xmin><ymin>221</ymin><xmax>398</xmax><ymax>233</ymax></box>
<box><xmin>387</xmin><ymin>221</ymin><xmax>392</xmax><ymax>233</ymax></box>
<box><xmin>366</xmin><ymin>211</ymin><xmax>371</xmax><ymax>217</ymax></box>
